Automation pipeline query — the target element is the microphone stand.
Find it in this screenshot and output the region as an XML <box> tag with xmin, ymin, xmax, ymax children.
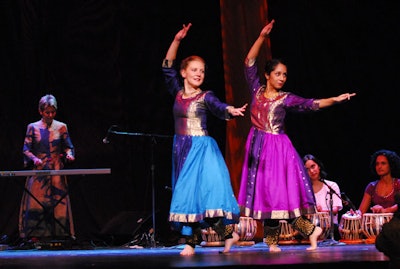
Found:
<box><xmin>318</xmin><ymin>179</ymin><xmax>346</xmax><ymax>247</ymax></box>
<box><xmin>107</xmin><ymin>127</ymin><xmax>172</xmax><ymax>248</ymax></box>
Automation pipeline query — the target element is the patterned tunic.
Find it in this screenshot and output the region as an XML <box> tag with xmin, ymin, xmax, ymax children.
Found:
<box><xmin>237</xmin><ymin>63</ymin><xmax>319</xmax><ymax>220</ymax></box>
<box><xmin>19</xmin><ymin>119</ymin><xmax>75</xmax><ymax>238</ymax></box>
<box><xmin>162</xmin><ymin>63</ymin><xmax>239</xmax><ymax>235</ymax></box>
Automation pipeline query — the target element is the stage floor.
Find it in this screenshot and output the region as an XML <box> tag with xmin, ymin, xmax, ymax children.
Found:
<box><xmin>0</xmin><ymin>241</ymin><xmax>389</xmax><ymax>269</ymax></box>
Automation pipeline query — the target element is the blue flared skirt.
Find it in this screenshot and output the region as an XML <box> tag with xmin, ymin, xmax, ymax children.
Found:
<box><xmin>169</xmin><ymin>135</ymin><xmax>239</xmax><ymax>230</ymax></box>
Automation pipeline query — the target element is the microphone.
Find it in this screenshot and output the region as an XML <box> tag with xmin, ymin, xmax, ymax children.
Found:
<box><xmin>341</xmin><ymin>192</ymin><xmax>357</xmax><ymax>211</ymax></box>
<box><xmin>103</xmin><ymin>125</ymin><xmax>117</xmax><ymax>144</ymax></box>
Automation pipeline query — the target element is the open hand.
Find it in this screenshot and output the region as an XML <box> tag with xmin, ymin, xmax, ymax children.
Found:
<box><xmin>175</xmin><ymin>23</ymin><xmax>192</xmax><ymax>41</ymax></box>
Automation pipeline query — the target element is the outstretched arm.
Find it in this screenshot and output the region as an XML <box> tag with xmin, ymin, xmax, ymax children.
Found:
<box><xmin>164</xmin><ymin>23</ymin><xmax>192</xmax><ymax>66</ymax></box>
<box><xmin>318</xmin><ymin>92</ymin><xmax>356</xmax><ymax>108</ymax></box>
<box><xmin>245</xmin><ymin>19</ymin><xmax>275</xmax><ymax>67</ymax></box>
<box><xmin>227</xmin><ymin>103</ymin><xmax>248</xmax><ymax>117</ymax></box>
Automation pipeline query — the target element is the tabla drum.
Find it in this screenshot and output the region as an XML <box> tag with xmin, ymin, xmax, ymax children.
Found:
<box><xmin>338</xmin><ymin>213</ymin><xmax>363</xmax><ymax>244</ymax></box>
<box><xmin>278</xmin><ymin>220</ymin><xmax>300</xmax><ymax>244</ymax></box>
<box><xmin>201</xmin><ymin>216</ymin><xmax>258</xmax><ymax>247</ymax></box>
<box><xmin>234</xmin><ymin>216</ymin><xmax>257</xmax><ymax>246</ymax></box>
<box><xmin>361</xmin><ymin>213</ymin><xmax>393</xmax><ymax>244</ymax></box>
<box><xmin>234</xmin><ymin>216</ymin><xmax>257</xmax><ymax>241</ymax></box>
<box><xmin>305</xmin><ymin>212</ymin><xmax>331</xmax><ymax>240</ymax></box>
<box><xmin>200</xmin><ymin>227</ymin><xmax>224</xmax><ymax>247</ymax></box>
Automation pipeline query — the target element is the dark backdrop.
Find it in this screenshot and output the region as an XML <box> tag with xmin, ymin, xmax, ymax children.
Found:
<box><xmin>0</xmin><ymin>0</ymin><xmax>399</xmax><ymax>245</ymax></box>
<box><xmin>266</xmin><ymin>0</ymin><xmax>400</xmax><ymax>201</ymax></box>
<box><xmin>0</xmin><ymin>0</ymin><xmax>225</xmax><ymax>245</ymax></box>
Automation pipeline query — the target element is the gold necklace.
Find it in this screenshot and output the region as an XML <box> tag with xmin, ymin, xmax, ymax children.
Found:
<box><xmin>377</xmin><ymin>178</ymin><xmax>394</xmax><ymax>199</ymax></box>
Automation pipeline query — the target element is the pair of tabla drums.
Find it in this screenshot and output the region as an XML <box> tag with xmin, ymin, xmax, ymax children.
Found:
<box><xmin>338</xmin><ymin>212</ymin><xmax>393</xmax><ymax>244</ymax></box>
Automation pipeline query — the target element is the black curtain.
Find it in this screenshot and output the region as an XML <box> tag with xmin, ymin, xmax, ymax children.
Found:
<box><xmin>1</xmin><ymin>0</ymin><xmax>400</xmax><ymax>245</ymax></box>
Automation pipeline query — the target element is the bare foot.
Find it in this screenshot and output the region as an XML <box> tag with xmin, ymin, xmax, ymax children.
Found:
<box><xmin>269</xmin><ymin>244</ymin><xmax>281</xmax><ymax>252</ymax></box>
<box><xmin>221</xmin><ymin>231</ymin><xmax>239</xmax><ymax>253</ymax></box>
<box><xmin>306</xmin><ymin>226</ymin><xmax>322</xmax><ymax>250</ymax></box>
<box><xmin>180</xmin><ymin>244</ymin><xmax>195</xmax><ymax>256</ymax></box>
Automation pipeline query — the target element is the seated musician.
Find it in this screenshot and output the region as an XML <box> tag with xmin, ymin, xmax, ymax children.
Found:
<box><xmin>303</xmin><ymin>154</ymin><xmax>343</xmax><ymax>240</ymax></box>
<box><xmin>356</xmin><ymin>149</ymin><xmax>400</xmax><ymax>215</ymax></box>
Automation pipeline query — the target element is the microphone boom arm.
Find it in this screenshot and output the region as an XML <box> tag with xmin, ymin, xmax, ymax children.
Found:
<box><xmin>320</xmin><ymin>179</ymin><xmax>356</xmax><ymax>210</ymax></box>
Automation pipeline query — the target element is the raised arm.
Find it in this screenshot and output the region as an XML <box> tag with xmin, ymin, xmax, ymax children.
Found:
<box><xmin>318</xmin><ymin>93</ymin><xmax>356</xmax><ymax>108</ymax></box>
<box><xmin>164</xmin><ymin>23</ymin><xmax>192</xmax><ymax>66</ymax></box>
<box><xmin>245</xmin><ymin>19</ymin><xmax>275</xmax><ymax>67</ymax></box>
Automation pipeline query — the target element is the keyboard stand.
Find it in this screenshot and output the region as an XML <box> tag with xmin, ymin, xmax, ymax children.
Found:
<box><xmin>1</xmin><ymin>169</ymin><xmax>111</xmax><ymax>239</ymax></box>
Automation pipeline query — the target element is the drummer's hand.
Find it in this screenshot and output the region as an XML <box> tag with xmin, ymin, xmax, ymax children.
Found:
<box><xmin>348</xmin><ymin>209</ymin><xmax>362</xmax><ymax>216</ymax></box>
<box><xmin>371</xmin><ymin>205</ymin><xmax>384</xmax><ymax>213</ymax></box>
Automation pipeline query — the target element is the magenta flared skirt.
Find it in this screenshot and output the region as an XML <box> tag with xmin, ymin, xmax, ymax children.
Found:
<box><xmin>237</xmin><ymin>127</ymin><xmax>316</xmax><ymax>220</ymax></box>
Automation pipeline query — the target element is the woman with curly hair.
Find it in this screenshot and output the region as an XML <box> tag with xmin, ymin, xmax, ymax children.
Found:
<box><xmin>357</xmin><ymin>149</ymin><xmax>400</xmax><ymax>214</ymax></box>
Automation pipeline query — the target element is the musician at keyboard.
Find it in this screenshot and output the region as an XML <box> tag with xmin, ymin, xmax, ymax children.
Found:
<box><xmin>19</xmin><ymin>94</ymin><xmax>76</xmax><ymax>241</ymax></box>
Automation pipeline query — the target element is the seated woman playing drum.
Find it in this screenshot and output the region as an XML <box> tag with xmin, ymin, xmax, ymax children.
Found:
<box><xmin>357</xmin><ymin>149</ymin><xmax>400</xmax><ymax>215</ymax></box>
<box><xmin>349</xmin><ymin>149</ymin><xmax>400</xmax><ymax>243</ymax></box>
